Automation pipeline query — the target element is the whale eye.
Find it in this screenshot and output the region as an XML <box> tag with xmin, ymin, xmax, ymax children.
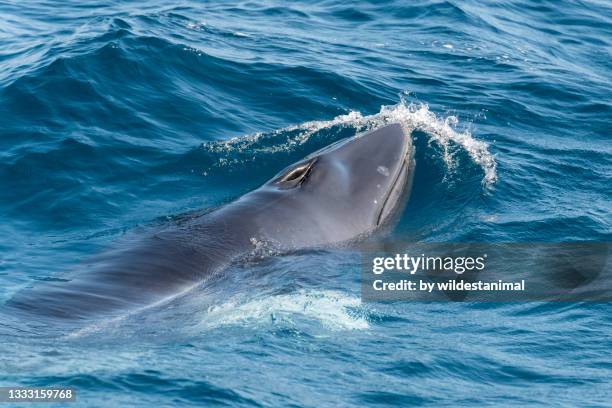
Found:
<box><xmin>275</xmin><ymin>159</ymin><xmax>316</xmax><ymax>188</ymax></box>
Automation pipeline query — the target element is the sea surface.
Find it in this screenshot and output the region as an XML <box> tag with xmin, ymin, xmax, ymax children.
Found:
<box><xmin>1</xmin><ymin>0</ymin><xmax>611</xmax><ymax>406</ymax></box>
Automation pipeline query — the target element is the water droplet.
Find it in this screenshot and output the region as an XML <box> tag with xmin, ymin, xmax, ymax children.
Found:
<box><xmin>377</xmin><ymin>166</ymin><xmax>390</xmax><ymax>177</ymax></box>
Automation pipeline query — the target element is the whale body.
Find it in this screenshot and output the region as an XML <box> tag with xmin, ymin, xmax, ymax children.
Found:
<box><xmin>9</xmin><ymin>123</ymin><xmax>414</xmax><ymax>320</ymax></box>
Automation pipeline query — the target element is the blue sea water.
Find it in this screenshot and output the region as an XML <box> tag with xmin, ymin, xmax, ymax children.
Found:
<box><xmin>1</xmin><ymin>0</ymin><xmax>611</xmax><ymax>406</ymax></box>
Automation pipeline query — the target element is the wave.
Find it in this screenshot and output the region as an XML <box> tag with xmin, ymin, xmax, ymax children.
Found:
<box><xmin>199</xmin><ymin>290</ymin><xmax>370</xmax><ymax>331</ymax></box>
<box><xmin>207</xmin><ymin>97</ymin><xmax>497</xmax><ymax>188</ymax></box>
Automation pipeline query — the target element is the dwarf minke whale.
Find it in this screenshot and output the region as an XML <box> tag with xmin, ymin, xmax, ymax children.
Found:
<box><xmin>9</xmin><ymin>124</ymin><xmax>415</xmax><ymax>319</ymax></box>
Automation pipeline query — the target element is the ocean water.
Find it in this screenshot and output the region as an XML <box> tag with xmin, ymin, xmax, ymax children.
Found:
<box><xmin>1</xmin><ymin>0</ymin><xmax>611</xmax><ymax>406</ymax></box>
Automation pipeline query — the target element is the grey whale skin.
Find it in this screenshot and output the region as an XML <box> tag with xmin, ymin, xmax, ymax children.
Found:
<box><xmin>10</xmin><ymin>124</ymin><xmax>414</xmax><ymax>319</ymax></box>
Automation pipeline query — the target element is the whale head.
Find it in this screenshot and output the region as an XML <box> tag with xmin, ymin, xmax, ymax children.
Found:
<box><xmin>239</xmin><ymin>123</ymin><xmax>415</xmax><ymax>247</ymax></box>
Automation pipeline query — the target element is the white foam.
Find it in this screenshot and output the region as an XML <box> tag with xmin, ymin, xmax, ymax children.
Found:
<box><xmin>208</xmin><ymin>99</ymin><xmax>497</xmax><ymax>187</ymax></box>
<box><xmin>200</xmin><ymin>290</ymin><xmax>369</xmax><ymax>331</ymax></box>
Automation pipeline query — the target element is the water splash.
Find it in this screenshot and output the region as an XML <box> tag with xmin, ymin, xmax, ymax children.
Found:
<box><xmin>200</xmin><ymin>290</ymin><xmax>369</xmax><ymax>331</ymax></box>
<box><xmin>206</xmin><ymin>99</ymin><xmax>497</xmax><ymax>187</ymax></box>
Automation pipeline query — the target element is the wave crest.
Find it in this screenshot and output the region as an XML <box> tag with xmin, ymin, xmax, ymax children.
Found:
<box><xmin>209</xmin><ymin>99</ymin><xmax>497</xmax><ymax>187</ymax></box>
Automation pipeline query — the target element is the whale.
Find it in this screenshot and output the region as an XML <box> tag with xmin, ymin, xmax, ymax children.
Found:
<box><xmin>8</xmin><ymin>123</ymin><xmax>414</xmax><ymax>320</ymax></box>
